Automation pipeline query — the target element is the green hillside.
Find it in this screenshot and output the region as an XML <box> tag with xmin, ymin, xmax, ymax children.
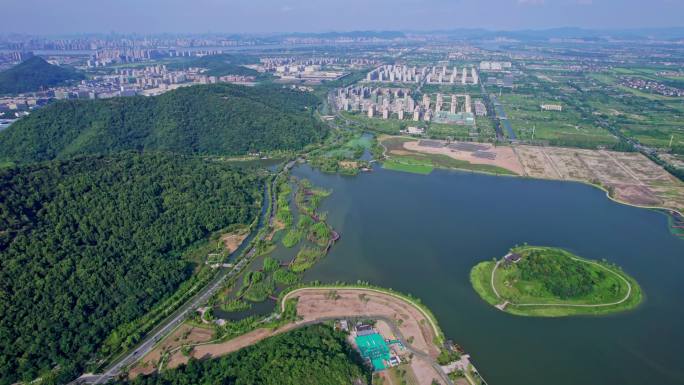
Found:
<box><xmin>0</xmin><ymin>83</ymin><xmax>325</xmax><ymax>164</ymax></box>
<box><xmin>0</xmin><ymin>153</ymin><xmax>262</xmax><ymax>384</ymax></box>
<box><xmin>0</xmin><ymin>56</ymin><xmax>85</xmax><ymax>94</ymax></box>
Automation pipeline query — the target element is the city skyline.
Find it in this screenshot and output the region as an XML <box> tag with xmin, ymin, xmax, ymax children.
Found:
<box><xmin>2</xmin><ymin>0</ymin><xmax>683</xmax><ymax>35</ymax></box>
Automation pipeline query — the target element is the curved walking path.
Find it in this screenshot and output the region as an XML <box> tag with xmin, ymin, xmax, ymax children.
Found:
<box><xmin>160</xmin><ymin>287</ymin><xmax>463</xmax><ymax>385</ymax></box>
<box><xmin>281</xmin><ymin>286</ymin><xmax>442</xmax><ymax>341</ymax></box>
<box><xmin>491</xmin><ymin>252</ymin><xmax>633</xmax><ymax>309</ymax></box>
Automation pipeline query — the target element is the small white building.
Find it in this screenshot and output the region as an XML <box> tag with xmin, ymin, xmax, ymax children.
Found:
<box><xmin>541</xmin><ymin>104</ymin><xmax>563</xmax><ymax>111</ymax></box>
<box><xmin>407</xmin><ymin>126</ymin><xmax>425</xmax><ymax>135</ymax></box>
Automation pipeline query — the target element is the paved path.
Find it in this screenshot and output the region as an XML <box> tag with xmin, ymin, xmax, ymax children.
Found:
<box><xmin>491</xmin><ymin>250</ymin><xmax>633</xmax><ymax>309</ymax></box>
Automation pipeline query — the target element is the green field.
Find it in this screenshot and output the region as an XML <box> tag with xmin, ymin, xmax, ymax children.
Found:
<box><xmin>382</xmin><ymin>158</ymin><xmax>434</xmax><ymax>174</ymax></box>
<box><xmin>470</xmin><ymin>246</ymin><xmax>643</xmax><ymax>317</ymax></box>
<box><xmin>499</xmin><ymin>92</ymin><xmax>618</xmax><ymax>148</ymax></box>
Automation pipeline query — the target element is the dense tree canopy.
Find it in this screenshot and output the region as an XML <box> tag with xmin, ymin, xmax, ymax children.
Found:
<box><xmin>121</xmin><ymin>325</ymin><xmax>370</xmax><ymax>385</ymax></box>
<box><xmin>0</xmin><ymin>153</ymin><xmax>262</xmax><ymax>384</ymax></box>
<box><xmin>0</xmin><ymin>83</ymin><xmax>325</xmax><ymax>163</ymax></box>
<box><xmin>518</xmin><ymin>248</ymin><xmax>603</xmax><ymax>299</ymax></box>
<box><xmin>0</xmin><ymin>56</ymin><xmax>84</xmax><ymax>94</ymax></box>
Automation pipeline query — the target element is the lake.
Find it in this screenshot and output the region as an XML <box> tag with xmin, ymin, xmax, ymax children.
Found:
<box><xmin>292</xmin><ymin>164</ymin><xmax>684</xmax><ymax>385</ymax></box>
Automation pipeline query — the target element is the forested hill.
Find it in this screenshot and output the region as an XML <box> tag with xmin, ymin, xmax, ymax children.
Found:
<box><xmin>0</xmin><ymin>56</ymin><xmax>85</xmax><ymax>94</ymax></box>
<box><xmin>0</xmin><ymin>153</ymin><xmax>262</xmax><ymax>384</ymax></box>
<box><xmin>119</xmin><ymin>325</ymin><xmax>370</xmax><ymax>385</ymax></box>
<box><xmin>0</xmin><ymin>83</ymin><xmax>325</xmax><ymax>164</ymax></box>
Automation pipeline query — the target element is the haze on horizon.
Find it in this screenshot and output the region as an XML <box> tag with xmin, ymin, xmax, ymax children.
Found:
<box><xmin>2</xmin><ymin>0</ymin><xmax>683</xmax><ymax>35</ymax></box>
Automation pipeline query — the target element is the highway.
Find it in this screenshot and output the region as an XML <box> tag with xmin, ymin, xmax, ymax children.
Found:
<box><xmin>73</xmin><ymin>162</ymin><xmax>293</xmax><ymax>384</ymax></box>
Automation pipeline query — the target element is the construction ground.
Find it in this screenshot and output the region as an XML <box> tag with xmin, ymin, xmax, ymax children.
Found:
<box><xmin>129</xmin><ymin>287</ymin><xmax>480</xmax><ymax>385</ymax></box>
<box><xmin>385</xmin><ymin>136</ymin><xmax>684</xmax><ymax>214</ymax></box>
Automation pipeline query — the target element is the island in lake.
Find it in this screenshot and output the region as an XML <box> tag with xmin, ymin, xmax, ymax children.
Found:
<box><xmin>470</xmin><ymin>246</ymin><xmax>643</xmax><ymax>317</ymax></box>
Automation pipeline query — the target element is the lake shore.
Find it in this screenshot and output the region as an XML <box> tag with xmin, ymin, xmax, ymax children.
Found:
<box><xmin>470</xmin><ymin>246</ymin><xmax>643</xmax><ymax>317</ymax></box>
<box><xmin>380</xmin><ymin>135</ymin><xmax>684</xmax><ymax>217</ymax></box>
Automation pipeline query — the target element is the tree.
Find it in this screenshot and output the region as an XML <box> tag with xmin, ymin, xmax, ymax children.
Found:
<box><xmin>0</xmin><ymin>153</ymin><xmax>262</xmax><ymax>384</ymax></box>
<box><xmin>0</xmin><ymin>84</ymin><xmax>326</xmax><ymax>164</ymax></box>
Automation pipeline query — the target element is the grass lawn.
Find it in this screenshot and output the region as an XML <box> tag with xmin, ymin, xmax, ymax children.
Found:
<box><xmin>382</xmin><ymin>158</ymin><xmax>434</xmax><ymax>175</ymax></box>
<box><xmin>386</xmin><ymin>364</ymin><xmax>419</xmax><ymax>385</ymax></box>
<box><xmin>416</xmin><ymin>152</ymin><xmax>517</xmax><ymax>175</ymax></box>
<box><xmin>499</xmin><ymin>92</ymin><xmax>618</xmax><ymax>148</ymax></box>
<box><xmin>470</xmin><ymin>246</ymin><xmax>643</xmax><ymax>317</ymax></box>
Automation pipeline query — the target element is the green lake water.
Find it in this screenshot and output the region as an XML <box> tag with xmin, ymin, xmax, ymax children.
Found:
<box><xmin>291</xmin><ymin>164</ymin><xmax>684</xmax><ymax>385</ymax></box>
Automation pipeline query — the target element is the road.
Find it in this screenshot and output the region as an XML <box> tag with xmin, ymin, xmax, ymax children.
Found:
<box><xmin>74</xmin><ymin>163</ymin><xmax>293</xmax><ymax>384</ymax></box>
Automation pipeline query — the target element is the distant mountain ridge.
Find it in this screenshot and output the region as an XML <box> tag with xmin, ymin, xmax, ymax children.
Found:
<box><xmin>0</xmin><ymin>83</ymin><xmax>326</xmax><ymax>164</ymax></box>
<box><xmin>0</xmin><ymin>56</ymin><xmax>85</xmax><ymax>94</ymax></box>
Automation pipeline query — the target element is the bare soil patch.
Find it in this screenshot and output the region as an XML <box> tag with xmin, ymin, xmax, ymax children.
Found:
<box><xmin>170</xmin><ymin>323</ymin><xmax>299</xmax><ymax>369</ymax></box>
<box><xmin>291</xmin><ymin>289</ymin><xmax>439</xmax><ymax>358</ymax></box>
<box><xmin>165</xmin><ymin>288</ymin><xmax>445</xmax><ymax>383</ymax></box>
<box><xmin>402</xmin><ymin>140</ymin><xmax>525</xmax><ymax>175</ymax></box>
<box><xmin>129</xmin><ymin>324</ymin><xmax>214</xmax><ymax>378</ymax></box>
<box><xmin>221</xmin><ymin>229</ymin><xmax>249</xmax><ymax>253</ymax></box>
<box><xmin>340</xmin><ymin>160</ymin><xmax>360</xmax><ymax>168</ymax></box>
<box><xmin>382</xmin><ymin>135</ymin><xmax>683</xmax><ymax>212</ymax></box>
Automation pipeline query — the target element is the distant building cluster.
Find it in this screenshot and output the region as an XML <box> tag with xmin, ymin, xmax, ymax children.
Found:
<box><xmin>249</xmin><ymin>56</ymin><xmax>371</xmax><ymax>83</ymax></box>
<box><xmin>1</xmin><ymin>51</ymin><xmax>33</xmax><ymax>63</ymax></box>
<box><xmin>479</xmin><ymin>61</ymin><xmax>512</xmax><ymax>71</ymax></box>
<box><xmin>365</xmin><ymin>65</ymin><xmax>479</xmax><ymax>85</ymax></box>
<box><xmin>258</xmin><ymin>56</ymin><xmax>378</xmax><ymax>71</ymax></box>
<box><xmin>619</xmin><ymin>76</ymin><xmax>684</xmax><ymax>97</ymax></box>
<box><xmin>271</xmin><ymin>65</ymin><xmax>346</xmax><ymax>82</ymax></box>
<box><xmin>86</xmin><ymin>49</ymin><xmax>225</xmax><ymax>67</ymax></box>
<box><xmin>485</xmin><ymin>74</ymin><xmax>515</xmax><ymax>88</ymax></box>
<box><xmin>540</xmin><ymin>104</ymin><xmax>563</xmax><ymax>111</ymax></box>
<box><xmin>2</xmin><ymin>37</ymin><xmax>252</xmax><ymax>52</ymax></box>
<box><xmin>657</xmin><ymin>71</ymin><xmax>684</xmax><ymax>78</ymax></box>
<box><xmin>335</xmin><ymin>85</ymin><xmax>477</xmax><ymax>125</ymax></box>
<box><xmin>0</xmin><ymin>96</ymin><xmax>48</xmax><ymax>118</ymax></box>
<box><xmin>0</xmin><ymin>51</ymin><xmax>34</xmax><ymax>71</ymax></box>
<box><xmin>0</xmin><ymin>64</ymin><xmax>255</xmax><ymax>119</ymax></box>
<box><xmin>109</xmin><ymin>64</ymin><xmax>253</xmax><ymax>91</ymax></box>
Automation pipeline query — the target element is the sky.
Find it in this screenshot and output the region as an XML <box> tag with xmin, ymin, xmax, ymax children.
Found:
<box><xmin>2</xmin><ymin>0</ymin><xmax>683</xmax><ymax>35</ymax></box>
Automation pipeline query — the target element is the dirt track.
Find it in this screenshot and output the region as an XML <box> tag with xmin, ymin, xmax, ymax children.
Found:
<box><xmin>129</xmin><ymin>324</ymin><xmax>213</xmax><ymax>378</ymax></box>
<box><xmin>162</xmin><ymin>288</ymin><xmax>447</xmax><ymax>385</ymax></box>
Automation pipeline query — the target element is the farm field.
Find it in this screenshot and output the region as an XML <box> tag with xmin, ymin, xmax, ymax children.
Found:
<box><xmin>500</xmin><ymin>69</ymin><xmax>684</xmax><ymax>154</ymax></box>
<box><xmin>499</xmin><ymin>93</ymin><xmax>618</xmax><ymax>148</ymax></box>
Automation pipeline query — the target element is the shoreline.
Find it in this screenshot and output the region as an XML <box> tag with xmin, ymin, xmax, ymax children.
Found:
<box><xmin>144</xmin><ymin>285</ymin><xmax>483</xmax><ymax>385</ymax></box>
<box><xmin>378</xmin><ymin>136</ymin><xmax>683</xmax><ymax>218</ymax></box>
<box><xmin>471</xmin><ymin>246</ymin><xmax>643</xmax><ymax>317</ymax></box>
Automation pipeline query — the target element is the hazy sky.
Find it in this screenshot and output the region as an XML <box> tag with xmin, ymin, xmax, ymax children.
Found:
<box><xmin>2</xmin><ymin>0</ymin><xmax>683</xmax><ymax>35</ymax></box>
